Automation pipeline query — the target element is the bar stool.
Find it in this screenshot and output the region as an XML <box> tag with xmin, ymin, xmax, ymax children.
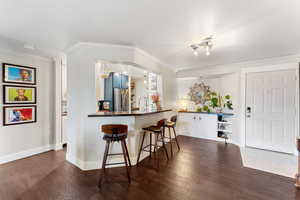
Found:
<box><xmin>136</xmin><ymin>119</ymin><xmax>169</xmax><ymax>169</ymax></box>
<box><xmin>165</xmin><ymin>115</ymin><xmax>180</xmax><ymax>156</ymax></box>
<box><xmin>99</xmin><ymin>124</ymin><xmax>131</xmax><ymax>187</ymax></box>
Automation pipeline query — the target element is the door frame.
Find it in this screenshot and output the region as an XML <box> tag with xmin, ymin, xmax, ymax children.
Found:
<box><xmin>240</xmin><ymin>63</ymin><xmax>299</xmax><ymax>154</ymax></box>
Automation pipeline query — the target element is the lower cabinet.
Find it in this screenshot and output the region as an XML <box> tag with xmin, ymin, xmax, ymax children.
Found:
<box><xmin>177</xmin><ymin>113</ymin><xmax>218</xmax><ymax>141</ymax></box>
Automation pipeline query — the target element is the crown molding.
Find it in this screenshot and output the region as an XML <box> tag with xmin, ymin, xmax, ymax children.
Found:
<box><xmin>65</xmin><ymin>42</ymin><xmax>135</xmax><ymax>54</ymax></box>
<box><xmin>0</xmin><ymin>48</ymin><xmax>54</xmax><ymax>62</ymax></box>
<box><xmin>134</xmin><ymin>47</ymin><xmax>174</xmax><ymax>71</ymax></box>
<box><xmin>177</xmin><ymin>53</ymin><xmax>300</xmax><ymax>74</ymax></box>
<box><xmin>65</xmin><ymin>42</ymin><xmax>175</xmax><ymax>71</ymax></box>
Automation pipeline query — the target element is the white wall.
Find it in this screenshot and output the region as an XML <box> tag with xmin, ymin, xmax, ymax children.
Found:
<box><xmin>66</xmin><ymin>43</ymin><xmax>177</xmax><ymax>168</ymax></box>
<box><xmin>0</xmin><ymin>49</ymin><xmax>55</xmax><ymax>164</ymax></box>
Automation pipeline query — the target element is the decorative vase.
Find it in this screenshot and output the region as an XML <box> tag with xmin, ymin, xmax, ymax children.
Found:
<box><xmin>155</xmin><ymin>102</ymin><xmax>162</xmax><ymax>111</ymax></box>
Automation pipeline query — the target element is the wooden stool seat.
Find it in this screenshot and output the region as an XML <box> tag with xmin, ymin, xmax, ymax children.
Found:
<box><xmin>99</xmin><ymin>124</ymin><xmax>131</xmax><ymax>188</ymax></box>
<box><xmin>166</xmin><ymin>121</ymin><xmax>175</xmax><ymax>127</ymax></box>
<box><xmin>142</xmin><ymin>126</ymin><xmax>162</xmax><ymax>133</ymax></box>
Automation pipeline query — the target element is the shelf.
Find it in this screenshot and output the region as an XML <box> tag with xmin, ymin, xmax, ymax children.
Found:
<box><xmin>218</xmin><ymin>129</ymin><xmax>232</xmax><ymax>133</ymax></box>
<box><xmin>217</xmin><ymin>121</ymin><xmax>232</xmax><ymax>125</ymax></box>
<box><xmin>218</xmin><ymin>135</ymin><xmax>228</xmax><ymax>139</ymax></box>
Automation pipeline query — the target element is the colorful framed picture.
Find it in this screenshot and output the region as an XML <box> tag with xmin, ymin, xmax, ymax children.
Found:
<box><xmin>3</xmin><ymin>105</ymin><xmax>37</xmax><ymax>126</ymax></box>
<box><xmin>3</xmin><ymin>85</ymin><xmax>36</xmax><ymax>104</ymax></box>
<box><xmin>2</xmin><ymin>63</ymin><xmax>36</xmax><ymax>85</ymax></box>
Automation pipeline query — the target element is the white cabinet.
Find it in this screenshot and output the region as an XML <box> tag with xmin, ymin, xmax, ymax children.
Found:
<box><xmin>178</xmin><ymin>112</ymin><xmax>219</xmax><ymax>141</ymax></box>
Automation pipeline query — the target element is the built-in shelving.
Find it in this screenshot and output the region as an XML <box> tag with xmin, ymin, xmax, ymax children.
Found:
<box><xmin>217</xmin><ymin>129</ymin><xmax>232</xmax><ymax>133</ymax></box>
<box><xmin>217</xmin><ymin>114</ymin><xmax>233</xmax><ymax>144</ymax></box>
<box><xmin>178</xmin><ymin>112</ymin><xmax>234</xmax><ymax>144</ymax></box>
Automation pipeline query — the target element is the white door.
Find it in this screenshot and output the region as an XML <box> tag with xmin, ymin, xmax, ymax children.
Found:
<box><xmin>246</xmin><ymin>70</ymin><xmax>296</xmax><ymax>153</ymax></box>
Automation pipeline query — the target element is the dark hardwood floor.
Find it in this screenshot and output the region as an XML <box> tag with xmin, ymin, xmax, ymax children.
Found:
<box><xmin>0</xmin><ymin>136</ymin><xmax>300</xmax><ymax>200</ymax></box>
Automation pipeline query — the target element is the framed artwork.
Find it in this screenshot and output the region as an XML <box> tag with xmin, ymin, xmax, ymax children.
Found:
<box><xmin>3</xmin><ymin>105</ymin><xmax>37</xmax><ymax>126</ymax></box>
<box><xmin>188</xmin><ymin>82</ymin><xmax>211</xmax><ymax>105</ymax></box>
<box><xmin>2</xmin><ymin>63</ymin><xmax>36</xmax><ymax>85</ymax></box>
<box><xmin>3</xmin><ymin>85</ymin><xmax>36</xmax><ymax>104</ymax></box>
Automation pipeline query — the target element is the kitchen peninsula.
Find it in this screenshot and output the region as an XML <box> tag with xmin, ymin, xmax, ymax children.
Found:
<box><xmin>84</xmin><ymin>109</ymin><xmax>173</xmax><ymax>170</ymax></box>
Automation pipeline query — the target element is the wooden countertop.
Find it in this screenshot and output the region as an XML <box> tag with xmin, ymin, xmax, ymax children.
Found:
<box><xmin>179</xmin><ymin>111</ymin><xmax>234</xmax><ymax>116</ymax></box>
<box><xmin>88</xmin><ymin>109</ymin><xmax>172</xmax><ymax>117</ymax></box>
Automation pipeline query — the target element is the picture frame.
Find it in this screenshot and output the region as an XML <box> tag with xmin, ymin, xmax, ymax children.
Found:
<box><xmin>3</xmin><ymin>85</ymin><xmax>37</xmax><ymax>104</ymax></box>
<box><xmin>2</xmin><ymin>63</ymin><xmax>36</xmax><ymax>85</ymax></box>
<box><xmin>3</xmin><ymin>105</ymin><xmax>37</xmax><ymax>126</ymax></box>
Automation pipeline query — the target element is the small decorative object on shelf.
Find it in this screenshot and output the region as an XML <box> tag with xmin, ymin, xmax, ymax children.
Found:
<box><xmin>151</xmin><ymin>93</ymin><xmax>162</xmax><ymax>111</ymax></box>
<box><xmin>295</xmin><ymin>137</ymin><xmax>300</xmax><ymax>188</ymax></box>
<box><xmin>196</xmin><ymin>107</ymin><xmax>202</xmax><ymax>112</ymax></box>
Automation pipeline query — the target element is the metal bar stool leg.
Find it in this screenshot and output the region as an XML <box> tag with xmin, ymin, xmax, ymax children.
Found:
<box><xmin>168</xmin><ymin>127</ymin><xmax>173</xmax><ymax>156</ymax></box>
<box><xmin>123</xmin><ymin>140</ymin><xmax>131</xmax><ymax>167</ymax></box>
<box><xmin>121</xmin><ymin>140</ymin><xmax>131</xmax><ymax>183</ymax></box>
<box><xmin>154</xmin><ymin>133</ymin><xmax>160</xmax><ymax>169</ymax></box>
<box><xmin>136</xmin><ymin>131</ymin><xmax>146</xmax><ymax>166</ymax></box>
<box><xmin>172</xmin><ymin>127</ymin><xmax>180</xmax><ymax>150</ymax></box>
<box><xmin>149</xmin><ymin>132</ymin><xmax>152</xmax><ymax>158</ymax></box>
<box><xmin>161</xmin><ymin>131</ymin><xmax>169</xmax><ymax>160</ymax></box>
<box><xmin>99</xmin><ymin>141</ymin><xmax>110</xmax><ymax>187</ymax></box>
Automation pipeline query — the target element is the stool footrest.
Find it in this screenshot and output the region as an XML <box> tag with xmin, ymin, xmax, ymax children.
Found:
<box><xmin>107</xmin><ymin>153</ymin><xmax>125</xmax><ymax>156</ymax></box>
<box><xmin>142</xmin><ymin>145</ymin><xmax>163</xmax><ymax>152</ymax></box>
<box><xmin>142</xmin><ymin>144</ymin><xmax>155</xmax><ymax>150</ymax></box>
<box><xmin>105</xmin><ymin>162</ymin><xmax>126</xmax><ymax>166</ymax></box>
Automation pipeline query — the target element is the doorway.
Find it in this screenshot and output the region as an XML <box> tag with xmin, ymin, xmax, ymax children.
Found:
<box><xmin>245</xmin><ymin>69</ymin><xmax>297</xmax><ymax>154</ymax></box>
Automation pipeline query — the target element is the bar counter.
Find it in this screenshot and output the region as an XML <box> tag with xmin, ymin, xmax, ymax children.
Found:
<box><xmin>178</xmin><ymin>111</ymin><xmax>234</xmax><ymax>116</ymax></box>
<box><xmin>88</xmin><ymin>109</ymin><xmax>172</xmax><ymax>117</ymax></box>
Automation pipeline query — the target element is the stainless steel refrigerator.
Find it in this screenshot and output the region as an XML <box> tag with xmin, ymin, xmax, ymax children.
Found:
<box><xmin>114</xmin><ymin>88</ymin><xmax>129</xmax><ymax>112</ymax></box>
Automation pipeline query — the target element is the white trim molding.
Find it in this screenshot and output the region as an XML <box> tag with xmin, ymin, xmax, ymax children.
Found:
<box><xmin>0</xmin><ymin>145</ymin><xmax>56</xmax><ymax>165</ymax></box>
<box><xmin>177</xmin><ymin>54</ymin><xmax>300</xmax><ymax>78</ymax></box>
<box><xmin>65</xmin><ymin>42</ymin><xmax>174</xmax><ymax>71</ymax></box>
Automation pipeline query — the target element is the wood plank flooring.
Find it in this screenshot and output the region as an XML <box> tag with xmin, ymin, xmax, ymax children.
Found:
<box><xmin>0</xmin><ymin>136</ymin><xmax>300</xmax><ymax>200</ymax></box>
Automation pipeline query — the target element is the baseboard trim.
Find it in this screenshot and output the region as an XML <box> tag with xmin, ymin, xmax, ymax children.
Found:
<box><xmin>53</xmin><ymin>143</ymin><xmax>63</xmax><ymax>151</ymax></box>
<box><xmin>0</xmin><ymin>145</ymin><xmax>55</xmax><ymax>165</ymax></box>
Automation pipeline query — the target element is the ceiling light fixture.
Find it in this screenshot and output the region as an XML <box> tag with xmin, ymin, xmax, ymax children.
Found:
<box><xmin>190</xmin><ymin>36</ymin><xmax>213</xmax><ymax>56</ymax></box>
<box><xmin>191</xmin><ymin>44</ymin><xmax>198</xmax><ymax>56</ymax></box>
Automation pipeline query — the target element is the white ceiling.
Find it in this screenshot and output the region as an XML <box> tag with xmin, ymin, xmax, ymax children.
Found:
<box><xmin>0</xmin><ymin>0</ymin><xmax>300</xmax><ymax>70</ymax></box>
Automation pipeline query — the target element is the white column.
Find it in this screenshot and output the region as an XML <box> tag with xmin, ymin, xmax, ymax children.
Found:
<box><xmin>54</xmin><ymin>53</ymin><xmax>66</xmax><ymax>150</ymax></box>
